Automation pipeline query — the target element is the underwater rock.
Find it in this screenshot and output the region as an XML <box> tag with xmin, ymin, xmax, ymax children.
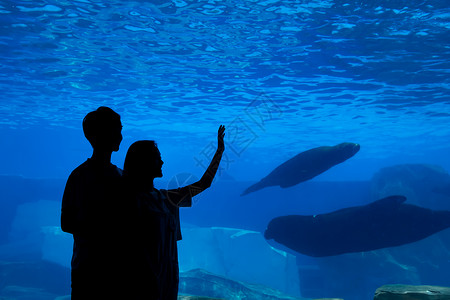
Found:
<box><xmin>1</xmin><ymin>285</ymin><xmax>58</xmax><ymax>300</ymax></box>
<box><xmin>370</xmin><ymin>164</ymin><xmax>450</xmax><ymax>209</ymax></box>
<box><xmin>0</xmin><ymin>260</ymin><xmax>70</xmax><ymax>298</ymax></box>
<box><xmin>0</xmin><ymin>175</ymin><xmax>65</xmax><ymax>245</ymax></box>
<box><xmin>178</xmin><ymin>296</ymin><xmax>224</xmax><ymax>300</ymax></box>
<box><xmin>179</xmin><ymin>268</ymin><xmax>304</xmax><ymax>299</ymax></box>
<box><xmin>241</xmin><ymin>143</ymin><xmax>360</xmax><ymax>196</ymax></box>
<box><xmin>10</xmin><ymin>200</ymin><xmax>61</xmax><ymax>242</ymax></box>
<box><xmin>373</xmin><ymin>284</ymin><xmax>450</xmax><ymax>299</ymax></box>
<box><xmin>2</xmin><ymin>200</ymin><xmax>71</xmax><ymax>265</ymax></box>
<box><xmin>40</xmin><ymin>226</ymin><xmax>72</xmax><ymax>268</ymax></box>
<box><xmin>178</xmin><ymin>225</ymin><xmax>299</xmax><ymax>296</ymax></box>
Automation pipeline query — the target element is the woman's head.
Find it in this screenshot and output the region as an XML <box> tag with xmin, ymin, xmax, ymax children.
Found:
<box><xmin>124</xmin><ymin>140</ymin><xmax>164</xmax><ymax>184</ymax></box>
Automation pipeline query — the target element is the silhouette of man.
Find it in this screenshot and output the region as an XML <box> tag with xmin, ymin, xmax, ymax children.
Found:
<box><xmin>61</xmin><ymin>107</ymin><xmax>125</xmax><ymax>299</ymax></box>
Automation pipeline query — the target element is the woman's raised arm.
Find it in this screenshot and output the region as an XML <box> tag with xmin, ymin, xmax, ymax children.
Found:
<box><xmin>169</xmin><ymin>125</ymin><xmax>225</xmax><ymax>203</ymax></box>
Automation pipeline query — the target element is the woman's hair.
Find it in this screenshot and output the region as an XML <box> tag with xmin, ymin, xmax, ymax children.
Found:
<box><xmin>123</xmin><ymin>140</ymin><xmax>159</xmax><ymax>178</ymax></box>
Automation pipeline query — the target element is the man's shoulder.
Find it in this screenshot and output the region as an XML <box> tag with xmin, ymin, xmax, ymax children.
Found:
<box><xmin>67</xmin><ymin>160</ymin><xmax>123</xmax><ymax>185</ymax></box>
<box><xmin>69</xmin><ymin>160</ymin><xmax>91</xmax><ymax>176</ymax></box>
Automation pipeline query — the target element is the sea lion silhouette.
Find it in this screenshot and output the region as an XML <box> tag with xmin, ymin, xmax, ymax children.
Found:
<box><xmin>264</xmin><ymin>195</ymin><xmax>450</xmax><ymax>257</ymax></box>
<box><xmin>241</xmin><ymin>143</ymin><xmax>360</xmax><ymax>196</ymax></box>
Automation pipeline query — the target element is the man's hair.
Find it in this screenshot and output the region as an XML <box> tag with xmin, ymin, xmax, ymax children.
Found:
<box><xmin>82</xmin><ymin>106</ymin><xmax>120</xmax><ymax>144</ymax></box>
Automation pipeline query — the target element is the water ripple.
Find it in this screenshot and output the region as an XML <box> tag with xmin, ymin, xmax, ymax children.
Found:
<box><xmin>0</xmin><ymin>0</ymin><xmax>449</xmax><ymax>153</ymax></box>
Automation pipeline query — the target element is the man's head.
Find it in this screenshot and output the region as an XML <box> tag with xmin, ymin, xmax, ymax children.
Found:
<box><xmin>82</xmin><ymin>107</ymin><xmax>122</xmax><ymax>152</ymax></box>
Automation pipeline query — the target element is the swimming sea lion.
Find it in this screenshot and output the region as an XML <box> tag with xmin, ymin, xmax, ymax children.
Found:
<box><xmin>264</xmin><ymin>195</ymin><xmax>450</xmax><ymax>257</ymax></box>
<box><xmin>241</xmin><ymin>143</ymin><xmax>360</xmax><ymax>196</ymax></box>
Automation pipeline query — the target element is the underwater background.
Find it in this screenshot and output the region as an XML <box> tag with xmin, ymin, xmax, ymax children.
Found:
<box><xmin>1</xmin><ymin>0</ymin><xmax>450</xmax><ymax>299</ymax></box>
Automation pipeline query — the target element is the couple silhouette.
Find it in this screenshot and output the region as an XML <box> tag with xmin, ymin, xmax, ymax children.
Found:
<box><xmin>61</xmin><ymin>107</ymin><xmax>225</xmax><ymax>299</ymax></box>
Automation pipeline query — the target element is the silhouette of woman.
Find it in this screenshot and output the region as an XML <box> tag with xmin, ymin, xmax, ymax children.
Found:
<box><xmin>123</xmin><ymin>125</ymin><xmax>225</xmax><ymax>300</ymax></box>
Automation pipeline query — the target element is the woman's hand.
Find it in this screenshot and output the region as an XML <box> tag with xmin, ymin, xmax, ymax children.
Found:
<box><xmin>182</xmin><ymin>125</ymin><xmax>226</xmax><ymax>197</ymax></box>
<box><xmin>218</xmin><ymin>125</ymin><xmax>225</xmax><ymax>152</ymax></box>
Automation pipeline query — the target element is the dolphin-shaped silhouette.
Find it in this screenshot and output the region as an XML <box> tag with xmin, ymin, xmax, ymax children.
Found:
<box><xmin>241</xmin><ymin>143</ymin><xmax>360</xmax><ymax>196</ymax></box>
<box><xmin>265</xmin><ymin>195</ymin><xmax>450</xmax><ymax>257</ymax></box>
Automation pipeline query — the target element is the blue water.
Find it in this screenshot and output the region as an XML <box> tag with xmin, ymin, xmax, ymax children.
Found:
<box><xmin>1</xmin><ymin>0</ymin><xmax>450</xmax><ymax>299</ymax></box>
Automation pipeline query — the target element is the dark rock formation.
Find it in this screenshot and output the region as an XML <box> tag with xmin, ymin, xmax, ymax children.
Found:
<box><xmin>178</xmin><ymin>296</ymin><xmax>225</xmax><ymax>300</ymax></box>
<box><xmin>0</xmin><ymin>260</ymin><xmax>70</xmax><ymax>299</ymax></box>
<box><xmin>179</xmin><ymin>268</ymin><xmax>304</xmax><ymax>300</ymax></box>
<box><xmin>370</xmin><ymin>164</ymin><xmax>450</xmax><ymax>209</ymax></box>
<box><xmin>374</xmin><ymin>284</ymin><xmax>450</xmax><ymax>299</ymax></box>
<box><xmin>179</xmin><ymin>226</ymin><xmax>299</xmax><ymax>296</ymax></box>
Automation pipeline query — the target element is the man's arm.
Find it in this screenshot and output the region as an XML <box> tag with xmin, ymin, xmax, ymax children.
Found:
<box><xmin>61</xmin><ymin>174</ymin><xmax>77</xmax><ymax>234</ymax></box>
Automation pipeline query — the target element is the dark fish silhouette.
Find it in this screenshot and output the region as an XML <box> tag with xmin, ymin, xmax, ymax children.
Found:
<box><xmin>264</xmin><ymin>195</ymin><xmax>450</xmax><ymax>257</ymax></box>
<box><xmin>241</xmin><ymin>143</ymin><xmax>360</xmax><ymax>196</ymax></box>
